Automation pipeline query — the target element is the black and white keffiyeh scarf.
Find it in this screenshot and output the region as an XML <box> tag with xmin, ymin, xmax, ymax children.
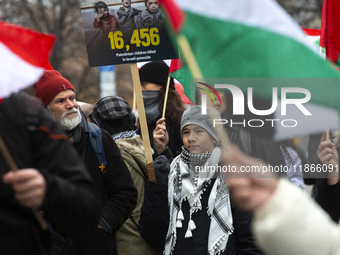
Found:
<box><xmin>112</xmin><ymin>130</ymin><xmax>136</xmax><ymax>141</ymax></box>
<box><xmin>164</xmin><ymin>146</ymin><xmax>234</xmax><ymax>255</ymax></box>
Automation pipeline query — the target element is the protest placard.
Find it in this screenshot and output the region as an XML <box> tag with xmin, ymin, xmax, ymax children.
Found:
<box><xmin>79</xmin><ymin>0</ymin><xmax>178</xmax><ymax>67</ymax></box>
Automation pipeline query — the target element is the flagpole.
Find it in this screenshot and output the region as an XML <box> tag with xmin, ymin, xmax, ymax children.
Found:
<box><xmin>130</xmin><ymin>63</ymin><xmax>156</xmax><ymax>182</ymax></box>
<box><xmin>326</xmin><ymin>130</ymin><xmax>330</xmax><ymax>141</ymax></box>
<box><xmin>162</xmin><ymin>77</ymin><xmax>171</xmax><ymax>119</ymax></box>
<box><xmin>319</xmin><ymin>46</ymin><xmax>330</xmax><ymax>140</ymax></box>
<box><xmin>0</xmin><ymin>135</ymin><xmax>48</xmax><ymax>230</ymax></box>
<box><xmin>176</xmin><ymin>34</ymin><xmax>231</xmax><ymax>148</ymax></box>
<box><xmin>177</xmin><ymin>35</ymin><xmax>203</xmax><ymax>78</ymax></box>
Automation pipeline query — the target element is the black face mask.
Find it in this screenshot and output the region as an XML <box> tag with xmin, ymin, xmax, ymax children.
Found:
<box><xmin>142</xmin><ymin>90</ymin><xmax>161</xmax><ymax>124</ymax></box>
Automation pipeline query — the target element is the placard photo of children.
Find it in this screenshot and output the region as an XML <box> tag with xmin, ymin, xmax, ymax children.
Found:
<box><xmin>135</xmin><ymin>0</ymin><xmax>164</xmax><ymax>30</ymax></box>
<box><xmin>93</xmin><ymin>1</ymin><xmax>117</xmax><ymax>40</ymax></box>
<box><xmin>117</xmin><ymin>0</ymin><xmax>142</xmax><ymax>40</ymax></box>
<box><xmin>79</xmin><ymin>0</ymin><xmax>178</xmax><ymax>67</ymax></box>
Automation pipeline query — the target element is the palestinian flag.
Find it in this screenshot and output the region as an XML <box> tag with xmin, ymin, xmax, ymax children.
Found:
<box><xmin>168</xmin><ymin>59</ymin><xmax>183</xmax><ymax>84</ymax></box>
<box><xmin>169</xmin><ymin>58</ymin><xmax>194</xmax><ymax>104</ymax></box>
<box><xmin>320</xmin><ymin>0</ymin><xmax>340</xmax><ymax>65</ymax></box>
<box><xmin>169</xmin><ymin>58</ymin><xmax>182</xmax><ymax>75</ymax></box>
<box><xmin>302</xmin><ymin>28</ymin><xmax>325</xmax><ymax>58</ymax></box>
<box><xmin>160</xmin><ymin>0</ymin><xmax>340</xmax><ymax>140</ymax></box>
<box><xmin>0</xmin><ymin>21</ymin><xmax>55</xmax><ymax>102</ymax></box>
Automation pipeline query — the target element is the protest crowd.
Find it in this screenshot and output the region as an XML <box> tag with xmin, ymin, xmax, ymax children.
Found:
<box><xmin>3</xmin><ymin>0</ymin><xmax>340</xmax><ymax>254</ymax></box>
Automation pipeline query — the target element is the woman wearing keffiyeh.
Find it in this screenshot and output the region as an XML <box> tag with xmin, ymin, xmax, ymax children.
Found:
<box><xmin>139</xmin><ymin>105</ymin><xmax>261</xmax><ymax>255</ymax></box>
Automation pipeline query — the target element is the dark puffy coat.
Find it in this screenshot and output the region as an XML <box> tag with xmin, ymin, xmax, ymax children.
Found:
<box><xmin>0</xmin><ymin>93</ymin><xmax>102</xmax><ymax>254</ymax></box>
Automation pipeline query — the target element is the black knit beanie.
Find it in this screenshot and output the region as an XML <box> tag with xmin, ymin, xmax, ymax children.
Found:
<box><xmin>139</xmin><ymin>61</ymin><xmax>175</xmax><ymax>89</ymax></box>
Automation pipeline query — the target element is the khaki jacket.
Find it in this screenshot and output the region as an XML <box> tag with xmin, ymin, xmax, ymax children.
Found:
<box><xmin>116</xmin><ymin>135</ymin><xmax>157</xmax><ymax>255</ymax></box>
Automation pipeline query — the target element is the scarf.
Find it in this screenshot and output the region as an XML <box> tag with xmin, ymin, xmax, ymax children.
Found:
<box><xmin>280</xmin><ymin>143</ymin><xmax>305</xmax><ymax>189</ymax></box>
<box><xmin>112</xmin><ymin>130</ymin><xmax>136</xmax><ymax>141</ymax></box>
<box><xmin>165</xmin><ymin>146</ymin><xmax>234</xmax><ymax>255</ymax></box>
<box><xmin>142</xmin><ymin>91</ymin><xmax>161</xmax><ymax>125</ymax></box>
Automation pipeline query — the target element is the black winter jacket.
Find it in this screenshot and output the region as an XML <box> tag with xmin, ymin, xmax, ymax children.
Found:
<box><xmin>66</xmin><ymin>113</ymin><xmax>138</xmax><ymax>255</ymax></box>
<box><xmin>0</xmin><ymin>93</ymin><xmax>102</xmax><ymax>254</ymax></box>
<box><xmin>72</xmin><ymin>116</ymin><xmax>137</xmax><ymax>233</ymax></box>
<box><xmin>139</xmin><ymin>180</ymin><xmax>262</xmax><ymax>255</ymax></box>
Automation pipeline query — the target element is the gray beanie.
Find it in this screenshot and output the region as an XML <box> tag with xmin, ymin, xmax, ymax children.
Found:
<box><xmin>180</xmin><ymin>105</ymin><xmax>220</xmax><ymax>143</ymax></box>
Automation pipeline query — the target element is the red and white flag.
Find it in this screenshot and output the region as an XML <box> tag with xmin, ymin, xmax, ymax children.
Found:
<box><xmin>0</xmin><ymin>21</ymin><xmax>55</xmax><ymax>101</ymax></box>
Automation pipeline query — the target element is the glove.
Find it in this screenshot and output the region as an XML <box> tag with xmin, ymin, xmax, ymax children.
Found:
<box><xmin>153</xmin><ymin>155</ymin><xmax>170</xmax><ymax>183</ymax></box>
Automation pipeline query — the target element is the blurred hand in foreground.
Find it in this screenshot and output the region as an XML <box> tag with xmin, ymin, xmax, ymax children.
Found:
<box><xmin>221</xmin><ymin>145</ymin><xmax>279</xmax><ymax>212</ymax></box>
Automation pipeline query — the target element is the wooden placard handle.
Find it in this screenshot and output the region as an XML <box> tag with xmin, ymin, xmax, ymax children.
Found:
<box><xmin>130</xmin><ymin>63</ymin><xmax>156</xmax><ymax>182</ymax></box>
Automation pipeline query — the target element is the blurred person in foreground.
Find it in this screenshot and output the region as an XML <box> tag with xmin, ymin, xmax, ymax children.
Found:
<box><xmin>223</xmin><ymin>145</ymin><xmax>340</xmax><ymax>255</ymax></box>
<box><xmin>0</xmin><ymin>92</ymin><xmax>102</xmax><ymax>254</ymax></box>
<box><xmin>34</xmin><ymin>70</ymin><xmax>137</xmax><ymax>255</ymax></box>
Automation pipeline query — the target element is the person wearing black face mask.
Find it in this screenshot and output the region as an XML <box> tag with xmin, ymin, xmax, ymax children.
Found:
<box><xmin>138</xmin><ymin>61</ymin><xmax>185</xmax><ymax>160</ymax></box>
